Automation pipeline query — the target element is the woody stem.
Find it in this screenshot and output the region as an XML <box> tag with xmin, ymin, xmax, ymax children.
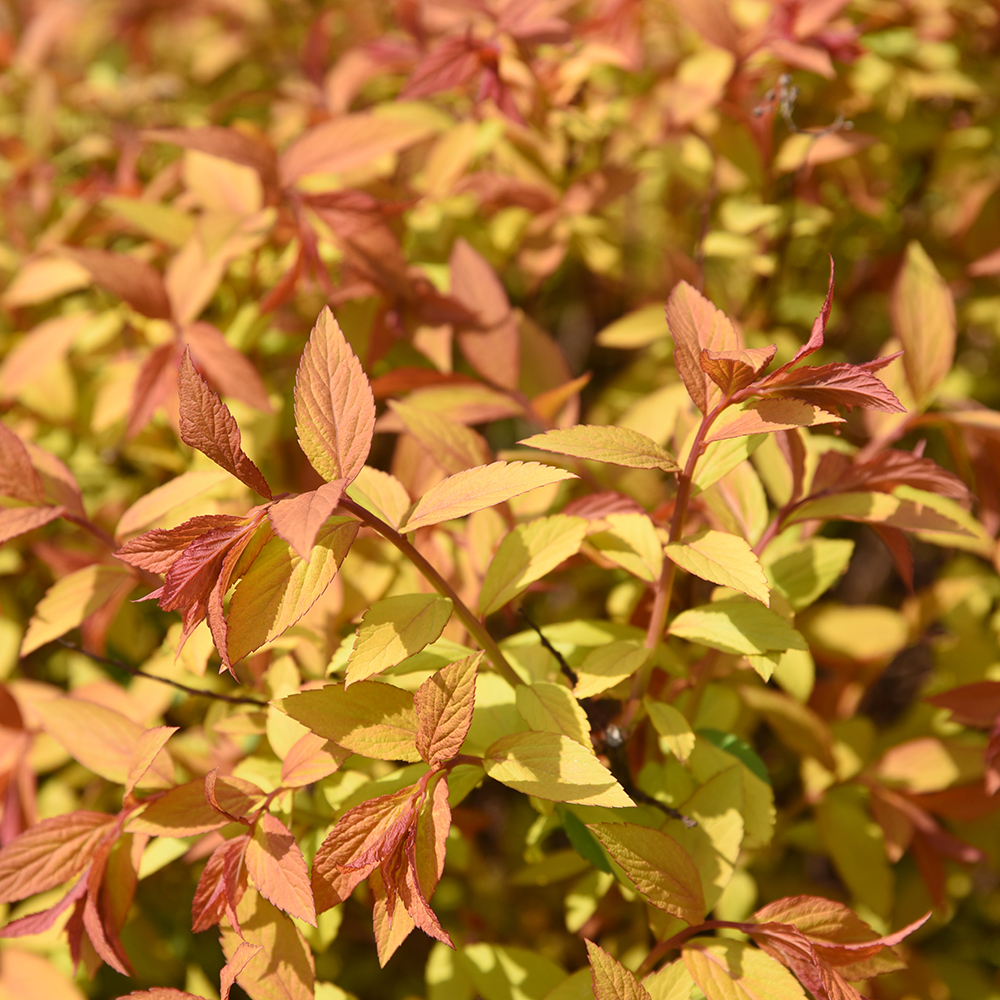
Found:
<box><xmin>339</xmin><ymin>497</ymin><xmax>523</xmax><ymax>688</ymax></box>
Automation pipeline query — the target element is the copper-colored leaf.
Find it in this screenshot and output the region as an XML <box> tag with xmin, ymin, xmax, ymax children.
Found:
<box><xmin>700</xmin><ymin>345</ymin><xmax>776</xmax><ymax>396</ymax></box>
<box><xmin>0</xmin><ymin>504</ymin><xmax>64</xmax><ymax>545</ymax></box>
<box><xmin>0</xmin><ymin>424</ymin><xmax>45</xmax><ymax>502</ymax></box>
<box><xmin>927</xmin><ymin>681</ymin><xmax>1000</xmax><ymax>728</ymax></box>
<box><xmin>65</xmin><ymin>248</ymin><xmax>172</xmax><ymax>320</ymax></box>
<box><xmin>125</xmin><ymin>726</ymin><xmax>178</xmax><ymax>799</ymax></box>
<box><xmin>414</xmin><ymin>652</ymin><xmax>482</xmax><ymax>767</ymax></box>
<box><xmin>244</xmin><ymin>813</ymin><xmax>316</xmax><ymax>926</ymax></box>
<box><xmin>754</xmin><ymin>359</ymin><xmax>905</xmax><ymax>414</ymax></box>
<box><xmin>177</xmin><ymin>351</ymin><xmax>271</xmax><ymax>497</ymax></box>
<box><xmin>587</xmin><ymin>939</ymin><xmax>653</xmax><ymax>1000</ymax></box>
<box><xmin>266</xmin><ymin>479</ymin><xmax>347</xmax><ymax>560</ymax></box>
<box><xmin>294</xmin><ymin>308</ymin><xmax>376</xmax><ymax>485</ymax></box>
<box><xmin>185</xmin><ymin>321</ymin><xmax>273</xmax><ymax>413</ymax></box>
<box><xmin>280</xmin><ymin>733</ymin><xmax>349</xmax><ymax>788</ymax></box>
<box><xmin>191</xmin><ymin>835</ymin><xmax>249</xmax><ymax>933</ymax></box>
<box><xmin>388</xmin><ymin>400</ymin><xmax>492</xmax><ymax>475</ymax></box>
<box><xmin>144</xmin><ymin>126</ymin><xmax>278</xmax><ymax>191</ymax></box>
<box><xmin>221</xmin><ymin>941</ymin><xmax>262</xmax><ymax>1000</ymax></box>
<box><xmin>127</xmin><ymin>776</ymin><xmax>265</xmax><ymax>837</ymax></box>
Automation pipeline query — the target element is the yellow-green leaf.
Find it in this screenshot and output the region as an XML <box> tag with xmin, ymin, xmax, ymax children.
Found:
<box><xmin>682</xmin><ymin>939</ymin><xmax>806</xmax><ymax>1000</ymax></box>
<box><xmin>574</xmin><ymin>642</ymin><xmax>652</xmax><ymax>699</ymax></box>
<box><xmin>588</xmin><ymin>513</ymin><xmax>664</xmax><ymax>583</ymax></box>
<box><xmin>480</xmin><ymin>515</ymin><xmax>588</xmax><ymax>615</ymax></box>
<box><xmin>402</xmin><ymin>462</ymin><xmax>577</xmax><ymax>533</ymax></box>
<box><xmin>642</xmin><ymin>961</ymin><xmax>697</xmax><ymax>1000</ymax></box>
<box><xmin>346</xmin><ymin>466</ymin><xmax>412</xmax><ymax>531</ymax></box>
<box><xmin>595</xmin><ymin>304</ymin><xmax>668</xmax><ymax>349</ymax></box>
<box><xmin>764</xmin><ymin>538</ymin><xmax>854</xmax><ymax>611</ymax></box>
<box><xmin>669</xmin><ymin>598</ymin><xmax>806</xmax><ymax>656</ymax></box>
<box><xmin>785</xmin><ymin>491</ymin><xmax>973</xmax><ymax>535</ymax></box>
<box><xmin>587</xmin><ymin>940</ymin><xmax>652</xmax><ymax>1000</ymax></box>
<box><xmin>665</xmin><ymin>530</ymin><xmax>769</xmax><ymax>606</ymax></box>
<box><xmin>740</xmin><ymin>685</ymin><xmax>836</xmax><ymax>770</ymax></box>
<box><xmin>645</xmin><ymin>700</ymin><xmax>696</xmax><ymax>762</ymax></box>
<box><xmin>483</xmin><ymin>732</ymin><xmax>633</xmax><ymax>807</ymax></box>
<box><xmin>519</xmin><ymin>426</ymin><xmax>679</xmax><ymax>473</ymax></box>
<box><xmin>517</xmin><ymin>683</ymin><xmax>592</xmax><ymax>747</ymax></box>
<box><xmin>389</xmin><ymin>400</ymin><xmax>492</xmax><ymax>475</ymax></box>
<box><xmin>226</xmin><ymin>518</ymin><xmax>357</xmax><ymax>664</ymax></box>
<box><xmin>347</xmin><ymin>594</ymin><xmax>454</xmax><ymax>686</ymax></box>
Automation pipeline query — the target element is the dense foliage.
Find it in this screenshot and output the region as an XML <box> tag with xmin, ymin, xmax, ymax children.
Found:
<box><xmin>2</xmin><ymin>1</ymin><xmax>1000</xmax><ymax>999</ymax></box>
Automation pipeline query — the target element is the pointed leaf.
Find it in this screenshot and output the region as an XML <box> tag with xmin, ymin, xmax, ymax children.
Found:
<box><xmin>226</xmin><ymin>518</ymin><xmax>357</xmax><ymax>664</ymax></box>
<box><xmin>116</xmin><ymin>470</ymin><xmax>230</xmax><ymax>537</ymax></box>
<box><xmin>589</xmin><ymin>822</ymin><xmax>705</xmax><ymax>924</ymax></box>
<box><xmin>65</xmin><ymin>248</ymin><xmax>172</xmax><ymax>320</ymax></box>
<box><xmin>294</xmin><ymin>307</ymin><xmax>376</xmax><ymax>485</ymax></box>
<box><xmin>125</xmin><ymin>726</ymin><xmax>178</xmax><ymax>798</ymax></box>
<box><xmin>402</xmin><ymin>462</ymin><xmax>577</xmax><ymax>533</ymax></box>
<box><xmin>740</xmin><ymin>686</ymin><xmax>836</xmax><ymax>770</ymax></box>
<box><xmin>244</xmin><ymin>813</ymin><xmax>315</xmax><ymax>926</ymax></box>
<box><xmin>588</xmin><ymin>513</ymin><xmax>664</xmax><ymax>583</ymax></box>
<box><xmin>280</xmin><ymin>681</ymin><xmax>421</xmax><ymax>761</ymax></box>
<box><xmin>0</xmin><ymin>424</ymin><xmax>45</xmax><ymax>502</ymax></box>
<box><xmin>0</xmin><ymin>504</ymin><xmax>64</xmax><ymax>545</ymax></box>
<box><xmin>574</xmin><ymin>642</ymin><xmax>652</xmax><ymax>699</ymax></box>
<box><xmin>587</xmin><ymin>940</ymin><xmax>653</xmax><ymax>1000</ymax></box>
<box><xmin>280</xmin><ymin>733</ymin><xmax>350</xmax><ymax>788</ymax></box>
<box><xmin>266</xmin><ymin>479</ymin><xmax>347</xmax><ymax>559</ymax></box>
<box><xmin>346</xmin><ymin>466</ymin><xmax>411</xmax><ymax>530</ymax></box>
<box><xmin>516</xmin><ymin>683</ymin><xmax>592</xmax><ymax>747</ymax></box>
<box><xmin>483</xmin><ymin>732</ymin><xmax>633</xmax><ymax>806</ymax></box>
<box><xmin>754</xmin><ymin>360</ymin><xmax>905</xmax><ymax>415</ymax></box>
<box><xmin>221</xmin><ymin>942</ymin><xmax>263</xmax><ymax>1000</ymax></box>
<box><xmin>480</xmin><ymin>515</ymin><xmax>588</xmax><ymax>615</ymax></box>
<box><xmin>645</xmin><ymin>700</ymin><xmax>696</xmax><ymax>762</ymax></box>
<box><xmin>347</xmin><ymin>594</ymin><xmax>454</xmax><ymax>686</ymax></box>
<box><xmin>700</xmin><ymin>346</ymin><xmax>776</xmax><ymax>396</ymax></box>
<box><xmin>665</xmin><ymin>530</ymin><xmax>770</xmax><ymax>606</ymax></box>
<box><xmin>704</xmin><ymin>399</ymin><xmax>843</xmax><ymax>443</ymax></box>
<box><xmin>669</xmin><ymin>598</ymin><xmax>806</xmax><ymax>657</ymax></box>
<box><xmin>127</xmin><ymin>777</ymin><xmax>265</xmax><ymax>837</ymax></box>
<box><xmin>177</xmin><ymin>350</ymin><xmax>272</xmax><ymax>498</ymax></box>
<box><xmin>682</xmin><ymin>939</ymin><xmax>807</xmax><ymax>1000</ymax></box>
<box><xmin>892</xmin><ymin>241</ymin><xmax>955</xmax><ymax>406</ymax></box>
<box><xmin>520</xmin><ymin>425</ymin><xmax>679</xmax><ymax>473</ymax></box>
<box><xmin>415</xmin><ymin>652</ymin><xmax>482</xmax><ymax>766</ymax></box>
<box><xmin>786</xmin><ymin>491</ymin><xmax>973</xmax><ymax>535</ymax></box>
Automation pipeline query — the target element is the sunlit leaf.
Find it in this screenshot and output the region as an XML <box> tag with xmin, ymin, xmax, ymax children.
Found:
<box><xmin>665</xmin><ymin>530</ymin><xmax>769</xmax><ymax>606</ymax></box>
<box><xmin>519</xmin><ymin>425</ymin><xmax>679</xmax><ymax>473</ymax></box>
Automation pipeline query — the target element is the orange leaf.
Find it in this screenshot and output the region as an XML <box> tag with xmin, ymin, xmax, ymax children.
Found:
<box><xmin>414</xmin><ymin>652</ymin><xmax>481</xmax><ymax>767</ymax></box>
<box><xmin>266</xmin><ymin>479</ymin><xmax>347</xmax><ymax>559</ymax></box>
<box><xmin>184</xmin><ymin>322</ymin><xmax>273</xmax><ymax>413</ymax></box>
<box><xmin>125</xmin><ymin>726</ymin><xmax>178</xmax><ymax>799</ymax></box>
<box><xmin>65</xmin><ymin>248</ymin><xmax>172</xmax><ymax>320</ymax></box>
<box><xmin>191</xmin><ymin>835</ymin><xmax>249</xmax><ymax>933</ymax></box>
<box><xmin>0</xmin><ymin>505</ymin><xmax>64</xmax><ymax>545</ymax></box>
<box><xmin>127</xmin><ymin>777</ymin><xmax>265</xmax><ymax>837</ymax></box>
<box><xmin>177</xmin><ymin>350</ymin><xmax>271</xmax><ymax>498</ymax></box>
<box><xmin>0</xmin><ymin>424</ymin><xmax>45</xmax><ymax>503</ymax></box>
<box><xmin>280</xmin><ymin>733</ymin><xmax>350</xmax><ymax>788</ymax></box>
<box><xmin>244</xmin><ymin>813</ymin><xmax>316</xmax><ymax>926</ymax></box>
<box><xmin>221</xmin><ymin>941</ymin><xmax>262</xmax><ymax>1000</ymax></box>
<box><xmin>700</xmin><ymin>345</ymin><xmax>776</xmax><ymax>396</ymax></box>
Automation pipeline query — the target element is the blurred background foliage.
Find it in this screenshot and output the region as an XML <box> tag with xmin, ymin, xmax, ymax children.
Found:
<box><xmin>3</xmin><ymin>0</ymin><xmax>1000</xmax><ymax>999</ymax></box>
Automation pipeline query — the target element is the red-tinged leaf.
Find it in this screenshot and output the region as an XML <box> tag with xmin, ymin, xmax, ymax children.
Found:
<box><xmin>184</xmin><ymin>322</ymin><xmax>273</xmax><ymax>413</ymax></box>
<box><xmin>754</xmin><ymin>359</ymin><xmax>905</xmax><ymax>414</ymax></box>
<box><xmin>127</xmin><ymin>776</ymin><xmax>265</xmax><ymax>837</ymax></box>
<box><xmin>64</xmin><ymin>248</ymin><xmax>172</xmax><ymax>320</ymax></box>
<box><xmin>125</xmin><ymin>726</ymin><xmax>178</xmax><ymax>799</ymax></box>
<box><xmin>177</xmin><ymin>352</ymin><xmax>271</xmax><ymax>497</ymax></box>
<box><xmin>748</xmin><ymin>922</ymin><xmax>862</xmax><ymax>1000</ymax></box>
<box><xmin>810</xmin><ymin>449</ymin><xmax>971</xmax><ymax>501</ymax></box>
<box><xmin>370</xmin><ymin>867</ymin><xmax>417</xmax><ymax>967</ymax></box>
<box><xmin>369</xmin><ymin>368</ymin><xmax>479</xmax><ymax>400</ymax></box>
<box><xmin>910</xmin><ymin>783</ymin><xmax>1000</xmax><ymax>822</ymax></box>
<box><xmin>589</xmin><ymin>822</ymin><xmax>705</xmax><ymax>925</ymax></box>
<box><xmin>192</xmin><ymin>835</ymin><xmax>249</xmax><ymax>933</ymax></box>
<box><xmin>127</xmin><ymin>342</ymin><xmax>180</xmax><ymax>439</ymax></box>
<box><xmin>401</xmin><ymin>461</ymin><xmax>577</xmax><ymax>532</ymax></box>
<box><xmin>205</xmin><ymin>769</ymin><xmax>254</xmax><ymax>824</ymax></box>
<box><xmin>700</xmin><ymin>345</ymin><xmax>777</xmax><ymax>396</ymax></box>
<box><xmin>586</xmin><ymin>939</ymin><xmax>652</xmax><ymax>1000</ymax></box>
<box><xmin>683</xmin><ymin>937</ymin><xmax>808</xmax><ymax>1000</ymax></box>
<box><xmin>0</xmin><ymin>424</ymin><xmax>45</xmax><ymax>502</ymax></box>
<box><xmin>280</xmin><ymin>733</ymin><xmax>349</xmax><ymax>788</ymax></box>
<box><xmin>563</xmin><ymin>491</ymin><xmax>649</xmax><ymax>519</ymax></box>
<box><xmin>666</xmin><ymin>281</ymin><xmax>740</xmax><ymax>413</ymax></box>
<box><xmin>82</xmin><ymin>891</ymin><xmax>131</xmax><ymax>976</ymax></box>
<box><xmin>221</xmin><ymin>941</ymin><xmax>262</xmax><ymax>1000</ymax></box>
<box><xmin>927</xmin><ymin>682</ymin><xmax>1000</xmax><ymax>728</ymax></box>
<box><xmin>117</xmin><ymin>989</ymin><xmax>204</xmax><ymax>999</ymax></box>
<box><xmin>402</xmin><ymin>36</ymin><xmax>481</xmax><ymax>99</ymax></box>
<box><xmin>22</xmin><ymin>441</ymin><xmax>84</xmax><ymax>516</ymax></box>
<box><xmin>244</xmin><ymin>813</ymin><xmax>316</xmax><ymax>926</ymax></box>
<box><xmin>116</xmin><ymin>514</ymin><xmax>248</xmax><ymax>575</ymax></box>
<box><xmin>786</xmin><ymin>491</ymin><xmax>972</xmax><ymax>536</ymax></box>
<box><xmin>703</xmin><ymin>398</ymin><xmax>844</xmax><ymax>443</ymax></box>
<box><xmin>294</xmin><ymin>308</ymin><xmax>376</xmax><ymax>486</ymax></box>
<box><xmin>413</xmin><ymin>774</ymin><xmax>450</xmax><ymax>906</ymax></box>
<box><xmin>0</xmin><ymin>504</ymin><xmax>64</xmax><ymax>545</ymax></box>
<box><xmin>872</xmin><ymin>525</ymin><xmax>914</xmax><ymax>591</ymax></box>
<box><xmin>0</xmin><ymin>812</ymin><xmax>116</xmax><ymax>904</ymax></box>
<box><xmin>774</xmin><ymin>259</ymin><xmax>835</xmax><ymax>376</ymax></box>
<box><xmin>266</xmin><ymin>479</ymin><xmax>347</xmax><ymax>559</ymax></box>
<box><xmin>0</xmin><ymin>313</ymin><xmax>90</xmax><ymax>398</ymax></box>
<box><xmin>414</xmin><ymin>652</ymin><xmax>482</xmax><ymax>767</ymax></box>
<box><xmin>143</xmin><ymin>126</ymin><xmax>279</xmax><ymax>191</ymax></box>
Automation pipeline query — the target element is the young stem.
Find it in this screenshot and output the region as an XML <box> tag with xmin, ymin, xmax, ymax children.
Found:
<box><xmin>339</xmin><ymin>496</ymin><xmax>523</xmax><ymax>688</ymax></box>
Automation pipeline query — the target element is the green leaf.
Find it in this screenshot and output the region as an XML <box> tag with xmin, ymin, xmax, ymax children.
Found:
<box><xmin>480</xmin><ymin>515</ymin><xmax>588</xmax><ymax>615</ymax></box>
<box><xmin>645</xmin><ymin>700</ymin><xmax>696</xmax><ymax>763</ymax></box>
<box><xmin>587</xmin><ymin>514</ymin><xmax>664</xmax><ymax>583</ymax></box>
<box><xmin>764</xmin><ymin>538</ymin><xmax>854</xmax><ymax>611</ymax></box>
<box><xmin>279</xmin><ymin>681</ymin><xmax>422</xmax><ymax>762</ymax></box>
<box><xmin>688</xmin><ymin>435</ymin><xmax>767</xmax><ymax>495</ymax></box>
<box><xmin>483</xmin><ymin>732</ymin><xmax>634</xmax><ymax>807</ymax></box>
<box><xmin>698</xmin><ymin>729</ymin><xmax>769</xmax><ymax>785</ymax></box>
<box><xmin>226</xmin><ymin>518</ymin><xmax>358</xmax><ymax>664</ymax></box>
<box><xmin>668</xmin><ymin>598</ymin><xmax>806</xmax><ymax>656</ymax></box>
<box><xmin>347</xmin><ymin>594</ymin><xmax>454</xmax><ymax>685</ymax></box>
<box><xmin>458</xmin><ymin>944</ymin><xmax>566</xmax><ymax>1000</ymax></box>
<box><xmin>665</xmin><ymin>530</ymin><xmax>769</xmax><ymax>606</ymax></box>
<box><xmin>739</xmin><ymin>686</ymin><xmax>836</xmax><ymax>770</ymax></box>
<box><xmin>519</xmin><ymin>425</ymin><xmax>679</xmax><ymax>473</ymax></box>
<box><xmin>574</xmin><ymin>642</ymin><xmax>653</xmax><ymax>699</ymax></box>
<box><xmin>682</xmin><ymin>939</ymin><xmax>806</xmax><ymax>1000</ymax></box>
<box><xmin>588</xmin><ymin>822</ymin><xmax>705</xmax><ymax>925</ymax></box>
<box><xmin>517</xmin><ymin>683</ymin><xmax>593</xmax><ymax>747</ymax></box>
<box><xmin>558</xmin><ymin>809</ymin><xmax>612</xmax><ymax>873</ymax></box>
<box><xmin>642</xmin><ymin>961</ymin><xmax>697</xmax><ymax>1000</ymax></box>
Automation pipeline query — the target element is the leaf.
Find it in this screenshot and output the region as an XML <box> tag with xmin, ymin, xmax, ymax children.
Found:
<box><xmin>143</xmin><ymin>126</ymin><xmax>279</xmax><ymax>189</ymax></box>
<box><xmin>480</xmin><ymin>515</ymin><xmax>589</xmax><ymax>615</ymax></box>
<box><xmin>280</xmin><ymin>732</ymin><xmax>350</xmax><ymax>788</ymax></box>
<box><xmin>116</xmin><ymin>469</ymin><xmax>230</xmax><ymax>537</ymax></box>
<box><xmin>177</xmin><ymin>350</ymin><xmax>272</xmax><ymax>498</ymax></box>
<box><xmin>703</xmin><ymin>399</ymin><xmax>843</xmax><ymax>443</ymax></box>
<box><xmin>0</xmin><ymin>424</ymin><xmax>45</xmax><ymax>502</ymax></box>
<box><xmin>1</xmin><ymin>255</ymin><xmax>90</xmax><ymax>308</ymax></box>
<box><xmin>520</xmin><ymin>425</ymin><xmax>679</xmax><ymax>473</ymax></box>
<box><xmin>669</xmin><ymin>598</ymin><xmax>807</xmax><ymax>657</ymax></box>
<box><xmin>595</xmin><ymin>304</ymin><xmax>669</xmax><ymax>348</ymax></box>
<box><xmin>587</xmin><ymin>940</ymin><xmax>653</xmax><ymax>1000</ymax></box>
<box><xmin>574</xmin><ymin>642</ymin><xmax>652</xmax><ymax>699</ymax></box>
<box><xmin>739</xmin><ymin>686</ymin><xmax>836</xmax><ymax>770</ymax></box>
<box><xmin>589</xmin><ymin>823</ymin><xmax>705</xmax><ymax>924</ymax></box>
<box><xmin>280</xmin><ymin>681</ymin><xmax>422</xmax><ymax>761</ymax></box>
<box><xmin>587</xmin><ymin>513</ymin><xmax>664</xmax><ymax>583</ymax></box>
<box><xmin>21</xmin><ymin>564</ymin><xmax>132</xmax><ymax>655</ymax></box>
<box><xmin>517</xmin><ymin>683</ymin><xmax>592</xmax><ymax>747</ymax></box>
<box><xmin>347</xmin><ymin>594</ymin><xmax>455</xmax><ymax>686</ymax></box>
<box><xmin>0</xmin><ymin>812</ymin><xmax>115</xmax><ymax>903</ymax></box>
<box><xmin>32</xmin><ymin>697</ymin><xmax>174</xmax><ymax>787</ymax></box>
<box><xmin>700</xmin><ymin>346</ymin><xmax>776</xmax><ymax>396</ymax></box>
<box><xmin>402</xmin><ymin>462</ymin><xmax>577</xmax><ymax>533</ymax></box>
<box><xmin>346</xmin><ymin>466</ymin><xmax>412</xmax><ymax>530</ymax></box>
<box><xmin>665</xmin><ymin>531</ymin><xmax>770</xmax><ymax>606</ymax></box>
<box><xmin>927</xmin><ymin>681</ymin><xmax>1000</xmax><ymax>728</ymax></box>
<box><xmin>64</xmin><ymin>248</ymin><xmax>172</xmax><ymax>320</ymax></box>
<box><xmin>645</xmin><ymin>700</ymin><xmax>696</xmax><ymax>762</ymax></box>
<box><xmin>244</xmin><ymin>813</ymin><xmax>316</xmax><ymax>926</ymax></box>
<box><xmin>127</xmin><ymin>777</ymin><xmax>265</xmax><ymax>836</ymax></box>
<box><xmin>642</xmin><ymin>961</ymin><xmax>698</xmax><ymax>1000</ymax></box>
<box><xmin>226</xmin><ymin>518</ymin><xmax>358</xmax><ymax>664</ymax></box>
<box><xmin>185</xmin><ymin>321</ymin><xmax>273</xmax><ymax>413</ymax></box>
<box><xmin>0</xmin><ymin>504</ymin><xmax>65</xmax><ymax>545</ymax></box>
<box><xmin>266</xmin><ymin>479</ymin><xmax>347</xmax><ymax>559</ymax></box>
<box><xmin>765</xmin><ymin>539</ymin><xmax>855</xmax><ymax>612</ymax></box>
<box><xmin>415</xmin><ymin>652</ymin><xmax>482</xmax><ymax>766</ymax></box>
<box><xmin>483</xmin><ymin>732</ymin><xmax>634</xmax><ymax>807</ymax></box>
<box><xmin>191</xmin><ymin>834</ymin><xmax>249</xmax><ymax>933</ymax></box>
<box><xmin>389</xmin><ymin>400</ymin><xmax>492</xmax><ymax>475</ymax></box>
<box><xmin>754</xmin><ymin>359</ymin><xmax>904</xmax><ymax>415</ymax></box>
<box><xmin>294</xmin><ymin>308</ymin><xmax>376</xmax><ymax>485</ymax></box>
<box><xmin>221</xmin><ymin>942</ymin><xmax>263</xmax><ymax>1000</ymax></box>
<box><xmin>682</xmin><ymin>939</ymin><xmax>807</xmax><ymax>1000</ymax></box>
<box><xmin>220</xmin><ymin>890</ymin><xmax>315</xmax><ymax>1000</ymax></box>
<box><xmin>666</xmin><ymin>282</ymin><xmax>740</xmax><ymax>413</ymax></box>
<box><xmin>125</xmin><ymin>726</ymin><xmax>178</xmax><ymax>798</ymax></box>
<box><xmin>786</xmin><ymin>491</ymin><xmax>973</xmax><ymax>535</ymax></box>
<box><xmin>891</xmin><ymin>241</ymin><xmax>955</xmax><ymax>406</ymax></box>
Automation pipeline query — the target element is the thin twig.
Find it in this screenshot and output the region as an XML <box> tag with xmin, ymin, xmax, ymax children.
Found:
<box><xmin>56</xmin><ymin>640</ymin><xmax>268</xmax><ymax>706</ymax></box>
